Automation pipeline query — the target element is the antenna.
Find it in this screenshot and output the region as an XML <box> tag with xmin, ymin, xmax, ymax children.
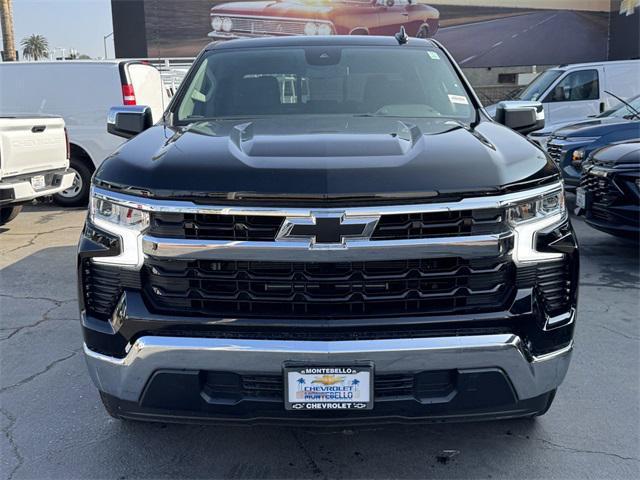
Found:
<box><xmin>159</xmin><ymin>61</ymin><xmax>168</xmax><ymax>138</ymax></box>
<box><xmin>395</xmin><ymin>26</ymin><xmax>408</xmax><ymax>45</ymax></box>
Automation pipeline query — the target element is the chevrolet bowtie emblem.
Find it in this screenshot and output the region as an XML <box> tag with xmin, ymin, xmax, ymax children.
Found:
<box><xmin>277</xmin><ymin>213</ymin><xmax>379</xmax><ymax>245</ymax></box>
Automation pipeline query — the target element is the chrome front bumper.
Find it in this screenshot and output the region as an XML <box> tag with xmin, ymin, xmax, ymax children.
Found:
<box><xmin>0</xmin><ymin>170</ymin><xmax>74</xmax><ymax>205</ymax></box>
<box><xmin>84</xmin><ymin>334</ymin><xmax>573</xmax><ymax>404</ymax></box>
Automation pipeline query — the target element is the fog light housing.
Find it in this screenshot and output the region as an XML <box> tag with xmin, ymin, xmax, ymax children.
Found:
<box><xmin>571</xmin><ymin>149</ymin><xmax>585</xmax><ymax>168</ymax></box>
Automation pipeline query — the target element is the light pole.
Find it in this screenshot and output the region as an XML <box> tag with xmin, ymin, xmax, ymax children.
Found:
<box><xmin>103</xmin><ymin>32</ymin><xmax>113</xmax><ymax>59</ymax></box>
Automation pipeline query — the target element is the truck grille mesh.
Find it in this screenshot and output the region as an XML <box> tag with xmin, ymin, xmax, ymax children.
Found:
<box><xmin>579</xmin><ymin>172</ymin><xmax>621</xmax><ymax>221</ymax></box>
<box><xmin>546</xmin><ymin>141</ymin><xmax>563</xmax><ymax>163</ymax></box>
<box><xmin>81</xmin><ymin>260</ymin><xmax>140</xmax><ymax>321</ymax></box>
<box><xmin>142</xmin><ymin>256</ymin><xmax>515</xmax><ymax>319</ymax></box>
<box><xmin>517</xmin><ymin>260</ymin><xmax>572</xmax><ymax>316</ymax></box>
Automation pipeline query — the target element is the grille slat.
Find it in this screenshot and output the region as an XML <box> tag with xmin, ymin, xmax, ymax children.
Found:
<box><xmin>144</xmin><ymin>257</ymin><xmax>515</xmax><ymax>319</ymax></box>
<box><xmin>220</xmin><ymin>17</ymin><xmax>309</xmax><ymax>36</ymax></box>
<box><xmin>546</xmin><ymin>141</ymin><xmax>563</xmax><ymax>163</ymax></box>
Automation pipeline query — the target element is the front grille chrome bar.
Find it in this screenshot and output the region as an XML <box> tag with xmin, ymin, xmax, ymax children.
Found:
<box><xmin>92</xmin><ymin>182</ymin><xmax>562</xmax><ymax>217</ymax></box>
<box><xmin>142</xmin><ymin>232</ymin><xmax>513</xmax><ymax>262</ymax></box>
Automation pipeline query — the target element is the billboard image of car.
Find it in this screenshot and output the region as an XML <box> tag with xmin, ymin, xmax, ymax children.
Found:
<box><xmin>112</xmin><ymin>0</ymin><xmax>637</xmax><ymax>68</ymax></box>
<box><xmin>207</xmin><ymin>0</ymin><xmax>440</xmax><ymax>41</ymax></box>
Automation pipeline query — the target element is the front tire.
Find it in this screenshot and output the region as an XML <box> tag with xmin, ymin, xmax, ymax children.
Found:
<box><xmin>0</xmin><ymin>205</ymin><xmax>22</xmax><ymax>226</ymax></box>
<box><xmin>53</xmin><ymin>158</ymin><xmax>92</xmax><ymax>207</ymax></box>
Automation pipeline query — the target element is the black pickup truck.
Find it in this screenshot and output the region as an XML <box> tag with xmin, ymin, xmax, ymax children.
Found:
<box><xmin>79</xmin><ymin>35</ymin><xmax>578</xmax><ymax>424</ymax></box>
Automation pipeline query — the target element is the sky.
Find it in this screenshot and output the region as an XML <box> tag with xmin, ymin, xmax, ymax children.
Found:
<box><xmin>2</xmin><ymin>0</ymin><xmax>114</xmax><ymax>59</ymax></box>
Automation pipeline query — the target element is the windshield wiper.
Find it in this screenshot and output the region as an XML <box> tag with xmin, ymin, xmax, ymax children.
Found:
<box><xmin>605</xmin><ymin>90</ymin><xmax>640</xmax><ymax>120</ymax></box>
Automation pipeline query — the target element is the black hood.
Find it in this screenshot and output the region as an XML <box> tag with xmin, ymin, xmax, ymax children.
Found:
<box><xmin>95</xmin><ymin>117</ymin><xmax>557</xmax><ymax>205</ymax></box>
<box><xmin>553</xmin><ymin>117</ymin><xmax>633</xmax><ymax>138</ymax></box>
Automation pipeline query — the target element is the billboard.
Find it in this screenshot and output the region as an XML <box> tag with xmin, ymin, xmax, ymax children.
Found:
<box><xmin>112</xmin><ymin>0</ymin><xmax>638</xmax><ymax>67</ymax></box>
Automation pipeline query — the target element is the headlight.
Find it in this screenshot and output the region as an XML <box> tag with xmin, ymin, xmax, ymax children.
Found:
<box><xmin>317</xmin><ymin>23</ymin><xmax>333</xmax><ymax>35</ymax></box>
<box><xmin>304</xmin><ymin>22</ymin><xmax>318</xmax><ymax>35</ymax></box>
<box><xmin>508</xmin><ymin>190</ymin><xmax>565</xmax><ymax>225</ymax></box>
<box><xmin>211</xmin><ymin>16</ymin><xmax>223</xmax><ymax>31</ymax></box>
<box><xmin>222</xmin><ymin>17</ymin><xmax>233</xmax><ymax>32</ymax></box>
<box><xmin>89</xmin><ymin>190</ymin><xmax>149</xmax><ymax>267</ymax></box>
<box><xmin>90</xmin><ymin>196</ymin><xmax>149</xmax><ymax>230</ymax></box>
<box><xmin>508</xmin><ymin>187</ymin><xmax>567</xmax><ymax>265</ymax></box>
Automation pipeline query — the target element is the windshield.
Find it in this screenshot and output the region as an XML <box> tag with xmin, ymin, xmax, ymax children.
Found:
<box><xmin>175</xmin><ymin>46</ymin><xmax>475</xmax><ymax>124</ymax></box>
<box><xmin>605</xmin><ymin>94</ymin><xmax>640</xmax><ymax>119</ymax></box>
<box><xmin>518</xmin><ymin>69</ymin><xmax>563</xmax><ymax>101</ymax></box>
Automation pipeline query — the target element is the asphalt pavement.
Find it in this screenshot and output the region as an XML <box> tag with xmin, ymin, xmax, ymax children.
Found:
<box><xmin>0</xmin><ymin>203</ymin><xmax>638</xmax><ymax>479</ymax></box>
<box><xmin>436</xmin><ymin>10</ymin><xmax>608</xmax><ymax>67</ymax></box>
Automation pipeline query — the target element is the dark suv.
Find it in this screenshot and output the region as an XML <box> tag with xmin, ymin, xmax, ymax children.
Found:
<box><xmin>79</xmin><ymin>36</ymin><xmax>578</xmax><ymax>424</ymax></box>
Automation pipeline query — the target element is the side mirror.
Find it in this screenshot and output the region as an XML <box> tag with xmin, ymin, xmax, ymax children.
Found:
<box><xmin>107</xmin><ymin>105</ymin><xmax>153</xmax><ymax>139</ymax></box>
<box><xmin>494</xmin><ymin>100</ymin><xmax>545</xmax><ymax>135</ymax></box>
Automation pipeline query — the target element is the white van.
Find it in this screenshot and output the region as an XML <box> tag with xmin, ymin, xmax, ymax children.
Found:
<box><xmin>486</xmin><ymin>59</ymin><xmax>640</xmax><ymax>132</ymax></box>
<box><xmin>0</xmin><ymin>61</ymin><xmax>168</xmax><ymax>206</ymax></box>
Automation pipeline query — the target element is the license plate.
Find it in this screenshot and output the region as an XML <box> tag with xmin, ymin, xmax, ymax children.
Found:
<box><xmin>576</xmin><ymin>187</ymin><xmax>586</xmax><ymax>208</ymax></box>
<box><xmin>30</xmin><ymin>175</ymin><xmax>46</xmax><ymax>190</ymax></box>
<box><xmin>284</xmin><ymin>366</ymin><xmax>373</xmax><ymax>411</ymax></box>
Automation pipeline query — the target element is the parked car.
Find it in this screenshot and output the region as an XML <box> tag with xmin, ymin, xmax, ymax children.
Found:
<box><xmin>80</xmin><ymin>35</ymin><xmax>577</xmax><ymax>424</ymax></box>
<box><xmin>209</xmin><ymin>0</ymin><xmax>439</xmax><ymax>40</ymax></box>
<box><xmin>0</xmin><ymin>115</ymin><xmax>74</xmax><ymax>225</ymax></box>
<box><xmin>576</xmin><ymin>141</ymin><xmax>639</xmax><ymax>240</ymax></box>
<box><xmin>0</xmin><ymin>61</ymin><xmax>167</xmax><ymax>207</ymax></box>
<box><xmin>545</xmin><ymin>97</ymin><xmax>640</xmax><ymax>190</ymax></box>
<box><xmin>530</xmin><ymin>93</ymin><xmax>640</xmax><ymax>149</ymax></box>
<box><xmin>486</xmin><ymin>60</ymin><xmax>640</xmax><ymax>129</ymax></box>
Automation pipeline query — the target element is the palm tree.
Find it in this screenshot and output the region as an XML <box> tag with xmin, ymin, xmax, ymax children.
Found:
<box><xmin>0</xmin><ymin>0</ymin><xmax>16</xmax><ymax>61</ymax></box>
<box><xmin>21</xmin><ymin>34</ymin><xmax>48</xmax><ymax>61</ymax></box>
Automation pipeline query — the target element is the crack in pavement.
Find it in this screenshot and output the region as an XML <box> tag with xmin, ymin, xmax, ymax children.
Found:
<box><xmin>0</xmin><ymin>299</ymin><xmax>77</xmax><ymax>341</ymax></box>
<box><xmin>0</xmin><ymin>349</ymin><xmax>80</xmax><ymax>394</ymax></box>
<box><xmin>0</xmin><ymin>407</ymin><xmax>23</xmax><ymax>480</ymax></box>
<box><xmin>0</xmin><ymin>225</ymin><xmax>80</xmax><ymax>255</ymax></box>
<box><xmin>511</xmin><ymin>433</ymin><xmax>640</xmax><ymax>463</ymax></box>
<box><xmin>0</xmin><ymin>293</ymin><xmax>75</xmax><ymax>305</ymax></box>
<box><xmin>597</xmin><ymin>325</ymin><xmax>640</xmax><ymax>341</ymax></box>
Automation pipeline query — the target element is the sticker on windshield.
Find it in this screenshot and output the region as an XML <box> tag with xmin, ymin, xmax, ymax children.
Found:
<box><xmin>428</xmin><ymin>51</ymin><xmax>441</xmax><ymax>60</ymax></box>
<box><xmin>448</xmin><ymin>94</ymin><xmax>469</xmax><ymax>105</ymax></box>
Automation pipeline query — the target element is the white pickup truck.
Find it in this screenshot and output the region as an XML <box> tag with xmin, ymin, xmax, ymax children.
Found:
<box><xmin>0</xmin><ymin>115</ymin><xmax>75</xmax><ymax>225</ymax></box>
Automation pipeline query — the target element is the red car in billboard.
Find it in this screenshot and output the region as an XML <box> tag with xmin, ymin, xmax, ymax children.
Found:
<box><xmin>209</xmin><ymin>0</ymin><xmax>440</xmax><ymax>40</ymax></box>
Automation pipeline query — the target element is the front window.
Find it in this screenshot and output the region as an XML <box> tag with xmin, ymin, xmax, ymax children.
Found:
<box><xmin>605</xmin><ymin>94</ymin><xmax>640</xmax><ymax>119</ymax></box>
<box><xmin>518</xmin><ymin>69</ymin><xmax>563</xmax><ymax>101</ymax></box>
<box><xmin>175</xmin><ymin>46</ymin><xmax>475</xmax><ymax>124</ymax></box>
<box><xmin>543</xmin><ymin>69</ymin><xmax>599</xmax><ymax>103</ymax></box>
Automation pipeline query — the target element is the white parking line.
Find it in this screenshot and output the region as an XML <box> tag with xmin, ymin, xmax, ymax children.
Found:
<box><xmin>459</xmin><ymin>55</ymin><xmax>477</xmax><ymax>65</ymax></box>
<box><xmin>512</xmin><ymin>33</ymin><xmax>519</xmax><ymax>38</ymax></box>
<box><xmin>492</xmin><ymin>41</ymin><xmax>503</xmax><ymax>48</ymax></box>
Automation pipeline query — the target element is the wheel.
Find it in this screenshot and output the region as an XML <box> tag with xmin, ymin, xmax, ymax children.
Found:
<box><xmin>53</xmin><ymin>157</ymin><xmax>92</xmax><ymax>207</ymax></box>
<box><xmin>0</xmin><ymin>205</ymin><xmax>22</xmax><ymax>226</ymax></box>
<box><xmin>416</xmin><ymin>25</ymin><xmax>430</xmax><ymax>38</ymax></box>
<box><xmin>533</xmin><ymin>389</ymin><xmax>556</xmax><ymax>417</ymax></box>
<box><xmin>99</xmin><ymin>391</ymin><xmax>124</xmax><ymax>420</ymax></box>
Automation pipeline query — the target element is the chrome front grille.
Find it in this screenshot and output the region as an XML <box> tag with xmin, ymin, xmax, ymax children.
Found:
<box><xmin>224</xmin><ymin>17</ymin><xmax>308</xmax><ymax>36</ymax></box>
